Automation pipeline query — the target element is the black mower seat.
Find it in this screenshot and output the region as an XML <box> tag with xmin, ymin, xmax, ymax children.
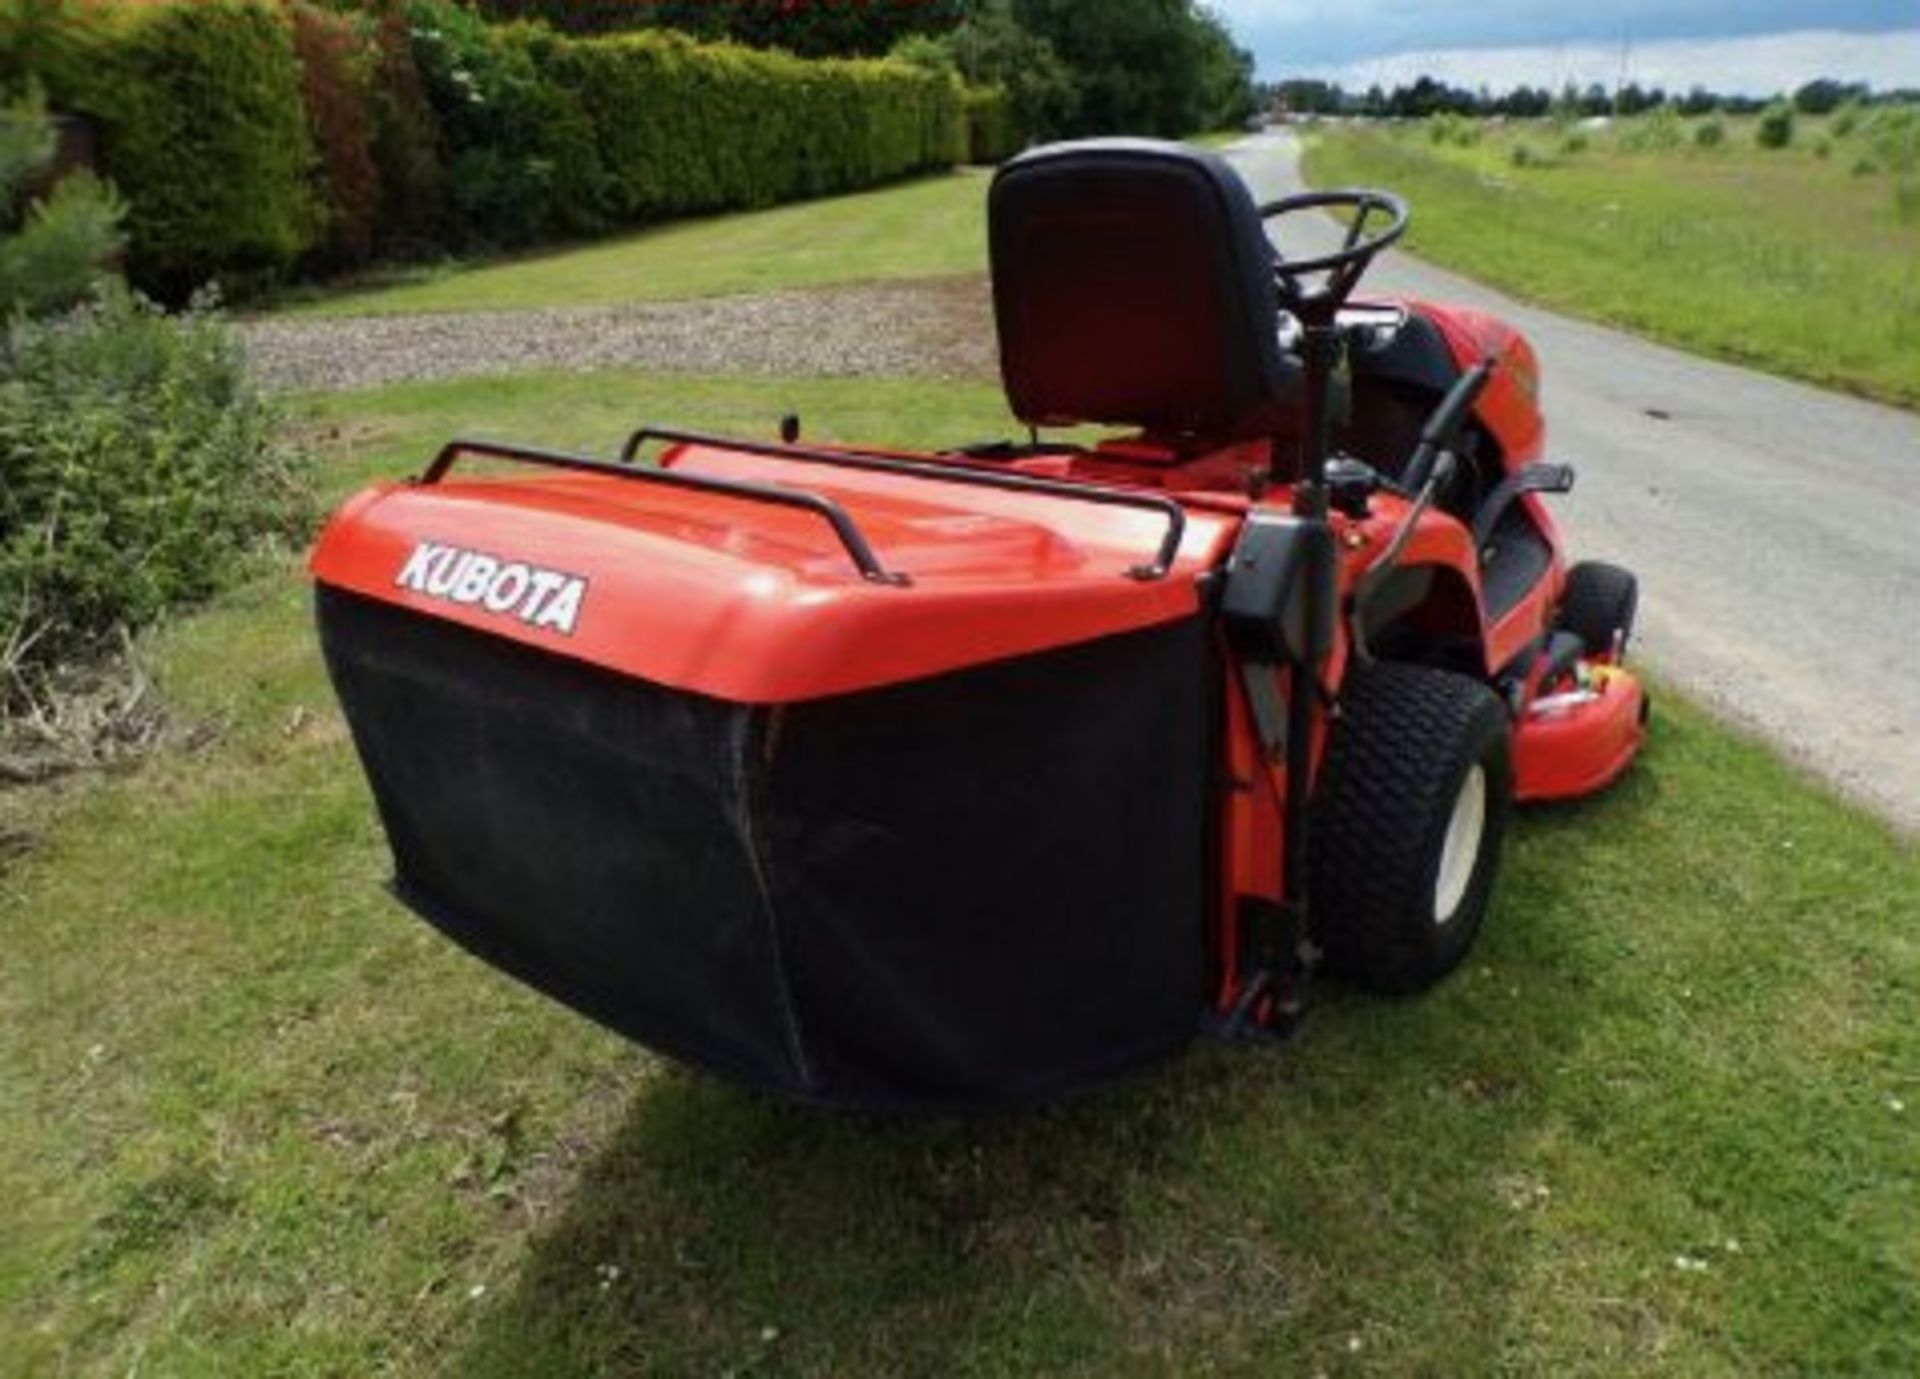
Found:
<box><xmin>988</xmin><ymin>138</ymin><xmax>1300</xmax><ymax>445</ymax></box>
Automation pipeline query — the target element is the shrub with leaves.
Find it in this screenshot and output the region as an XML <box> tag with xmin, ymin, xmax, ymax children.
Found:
<box><xmin>536</xmin><ymin>28</ymin><xmax>962</xmax><ymax>222</ymax></box>
<box><xmin>407</xmin><ymin>0</ymin><xmax>600</xmax><ymax>246</ymax></box>
<box><xmin>362</xmin><ymin>0</ymin><xmax>448</xmax><ymax>254</ymax></box>
<box><xmin>1863</xmin><ymin>104</ymin><xmax>1918</xmax><ymax>176</ymax></box>
<box><xmin>962</xmin><ymin>84</ymin><xmax>1019</xmax><ymax>163</ymax></box>
<box><xmin>290</xmin><ymin>2</ymin><xmax>379</xmax><ymax>267</ymax></box>
<box><xmin>0</xmin><ymin>83</ymin><xmax>123</xmax><ymax>317</ymax></box>
<box><xmin>473</xmin><ymin>0</ymin><xmax>968</xmax><ymax>55</ymax></box>
<box><xmin>0</xmin><ymin>287</ymin><xmax>311</xmax><ymax>691</ymax></box>
<box><xmin>1425</xmin><ymin>112</ymin><xmax>1481</xmax><ymax>147</ymax></box>
<box><xmin>930</xmin><ymin>0</ymin><xmax>1076</xmax><ymax>143</ymax></box>
<box><xmin>8</xmin><ymin>0</ymin><xmax>963</xmax><ymax>282</ymax></box>
<box><xmin>1756</xmin><ymin>101</ymin><xmax>1795</xmax><ymax>150</ymax></box>
<box><xmin>1693</xmin><ymin>117</ymin><xmax>1725</xmax><ymax>149</ymax></box>
<box><xmin>46</xmin><ymin>0</ymin><xmax>321</xmax><ymax>299</ymax></box>
<box><xmin>1618</xmin><ymin>104</ymin><xmax>1682</xmax><ymax>153</ymax></box>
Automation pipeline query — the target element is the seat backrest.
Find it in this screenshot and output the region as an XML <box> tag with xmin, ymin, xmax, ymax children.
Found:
<box><xmin>989</xmin><ymin>138</ymin><xmax>1296</xmax><ymax>443</ymax></box>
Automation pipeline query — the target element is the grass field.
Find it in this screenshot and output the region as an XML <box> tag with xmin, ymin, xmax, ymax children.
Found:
<box><xmin>1</xmin><ymin>368</ymin><xmax>1914</xmax><ymax>1375</ymax></box>
<box><xmin>283</xmin><ymin>170</ymin><xmax>991</xmax><ymax>318</ymax></box>
<box><xmin>1305</xmin><ymin>114</ymin><xmax>1920</xmax><ymax>407</ymax></box>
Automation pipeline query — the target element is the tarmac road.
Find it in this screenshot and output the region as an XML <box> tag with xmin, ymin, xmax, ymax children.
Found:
<box><xmin>1226</xmin><ymin>132</ymin><xmax>1920</xmax><ymax>833</ymax></box>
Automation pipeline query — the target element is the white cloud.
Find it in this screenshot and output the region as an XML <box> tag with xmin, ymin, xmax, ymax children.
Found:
<box><xmin>1206</xmin><ymin>1</ymin><xmax>1918</xmax><ymax>75</ymax></box>
<box><xmin>1305</xmin><ymin>28</ymin><xmax>1920</xmax><ymax>96</ymax></box>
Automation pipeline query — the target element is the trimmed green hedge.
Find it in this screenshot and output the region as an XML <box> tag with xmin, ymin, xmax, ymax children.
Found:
<box><xmin>16</xmin><ymin>0</ymin><xmax>968</xmax><ymax>290</ymax></box>
<box><xmin>527</xmin><ymin>28</ymin><xmax>965</xmax><ymax>228</ymax></box>
<box><xmin>964</xmin><ymin>84</ymin><xmax>1020</xmax><ymax>163</ymax></box>
<box><xmin>48</xmin><ymin>0</ymin><xmax>320</xmax><ymax>299</ymax></box>
<box><xmin>363</xmin><ymin>0</ymin><xmax>450</xmax><ymax>256</ymax></box>
<box><xmin>290</xmin><ymin>2</ymin><xmax>380</xmax><ymax>268</ymax></box>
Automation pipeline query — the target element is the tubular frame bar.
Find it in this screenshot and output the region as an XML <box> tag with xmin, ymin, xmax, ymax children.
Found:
<box><xmin>622</xmin><ymin>425</ymin><xmax>1189</xmax><ymax>580</ymax></box>
<box><xmin>419</xmin><ymin>437</ymin><xmax>909</xmax><ymax>585</ymax></box>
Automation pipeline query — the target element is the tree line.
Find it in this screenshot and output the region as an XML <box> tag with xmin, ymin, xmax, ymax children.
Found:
<box><xmin>1268</xmin><ymin>75</ymin><xmax>1919</xmax><ymax>121</ymax></box>
<box><xmin>475</xmin><ymin>0</ymin><xmax>1259</xmax><ymax>140</ymax></box>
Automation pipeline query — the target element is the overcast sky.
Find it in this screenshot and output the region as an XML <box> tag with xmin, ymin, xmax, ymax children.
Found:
<box><xmin>1211</xmin><ymin>0</ymin><xmax>1920</xmax><ymax>92</ymax></box>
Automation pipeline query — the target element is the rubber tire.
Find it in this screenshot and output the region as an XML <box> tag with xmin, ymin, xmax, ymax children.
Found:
<box><xmin>1310</xmin><ymin>661</ymin><xmax>1514</xmax><ymax>994</ymax></box>
<box><xmin>1558</xmin><ymin>561</ymin><xmax>1638</xmax><ymax>660</ymax></box>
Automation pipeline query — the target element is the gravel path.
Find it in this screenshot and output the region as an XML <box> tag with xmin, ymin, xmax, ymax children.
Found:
<box><xmin>240</xmin><ymin>275</ymin><xmax>996</xmax><ymax>393</ymax></box>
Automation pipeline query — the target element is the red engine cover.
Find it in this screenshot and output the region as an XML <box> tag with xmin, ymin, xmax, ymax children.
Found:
<box><xmin>309</xmin><ymin>442</ymin><xmax>1243</xmax><ymax>704</ymax></box>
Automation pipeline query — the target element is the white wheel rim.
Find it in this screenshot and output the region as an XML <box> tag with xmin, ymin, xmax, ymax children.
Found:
<box><xmin>1434</xmin><ymin>764</ymin><xmax>1487</xmax><ymax>925</ymax></box>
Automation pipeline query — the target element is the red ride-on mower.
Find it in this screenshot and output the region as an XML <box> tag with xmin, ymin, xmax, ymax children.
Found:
<box><xmin>312</xmin><ymin>140</ymin><xmax>1646</xmax><ymax>1110</ymax></box>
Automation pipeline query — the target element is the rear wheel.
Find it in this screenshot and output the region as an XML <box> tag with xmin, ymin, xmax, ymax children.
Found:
<box><xmin>1558</xmin><ymin>561</ymin><xmax>1638</xmax><ymax>660</ymax></box>
<box><xmin>1311</xmin><ymin>662</ymin><xmax>1514</xmax><ymax>993</ymax></box>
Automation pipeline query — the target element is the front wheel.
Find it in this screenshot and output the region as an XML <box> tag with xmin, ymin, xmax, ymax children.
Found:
<box><xmin>1311</xmin><ymin>662</ymin><xmax>1514</xmax><ymax>993</ymax></box>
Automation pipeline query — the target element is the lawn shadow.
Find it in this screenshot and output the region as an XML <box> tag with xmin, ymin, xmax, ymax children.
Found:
<box><xmin>446</xmin><ymin>758</ymin><xmax>1666</xmax><ymax>1376</ymax></box>
<box><xmin>447</xmin><ymin>1015</ymin><xmax>1575</xmax><ymax>1373</ymax></box>
<box><xmin>447</xmin><ymin>1053</ymin><xmax>1250</xmax><ymax>1376</ymax></box>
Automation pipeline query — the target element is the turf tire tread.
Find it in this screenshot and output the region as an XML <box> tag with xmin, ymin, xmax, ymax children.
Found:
<box><xmin>1310</xmin><ymin>660</ymin><xmax>1512</xmax><ymax>993</ymax></box>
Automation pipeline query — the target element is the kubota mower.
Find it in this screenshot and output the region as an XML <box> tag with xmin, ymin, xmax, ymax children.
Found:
<box><xmin>312</xmin><ymin>140</ymin><xmax>1646</xmax><ymax>1111</ymax></box>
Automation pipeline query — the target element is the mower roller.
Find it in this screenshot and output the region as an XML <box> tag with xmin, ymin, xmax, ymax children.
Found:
<box><xmin>312</xmin><ymin>140</ymin><xmax>1647</xmax><ymax>1110</ymax></box>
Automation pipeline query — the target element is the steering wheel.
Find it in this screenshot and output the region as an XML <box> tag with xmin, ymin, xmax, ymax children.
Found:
<box><xmin>1258</xmin><ymin>189</ymin><xmax>1409</xmax><ymax>319</ymax></box>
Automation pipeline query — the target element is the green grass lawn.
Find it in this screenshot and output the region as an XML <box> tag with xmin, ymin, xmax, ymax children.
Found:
<box><xmin>279</xmin><ymin>134</ymin><xmax>1248</xmax><ymax>321</ymax></box>
<box><xmin>2</xmin><ymin>369</ymin><xmax>1915</xmax><ymax>1375</ymax></box>
<box><xmin>283</xmin><ymin>171</ymin><xmax>992</xmax><ymax>319</ymax></box>
<box><xmin>1305</xmin><ymin>117</ymin><xmax>1920</xmax><ymax>407</ymax></box>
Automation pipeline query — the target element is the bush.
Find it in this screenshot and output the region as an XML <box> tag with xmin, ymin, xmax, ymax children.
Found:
<box><xmin>934</xmin><ymin>0</ymin><xmax>1076</xmax><ymax>144</ymax></box>
<box><xmin>537</xmin><ymin>29</ymin><xmax>961</xmax><ymax>222</ymax></box>
<box><xmin>1693</xmin><ymin>117</ymin><xmax>1725</xmax><ymax>148</ymax></box>
<box><xmin>1863</xmin><ymin>104</ymin><xmax>1918</xmax><ymax>176</ymax></box>
<box><xmin>1618</xmin><ymin>104</ymin><xmax>1682</xmax><ymax>152</ymax></box>
<box><xmin>1757</xmin><ymin>101</ymin><xmax>1795</xmax><ymax>150</ymax></box>
<box><xmin>1831</xmin><ymin>100</ymin><xmax>1863</xmax><ymax>139</ymax></box>
<box><xmin>1425</xmin><ymin>112</ymin><xmax>1480</xmax><ymax>147</ymax></box>
<box><xmin>1792</xmin><ymin>78</ymin><xmax>1851</xmax><ymax>116</ymax></box>
<box><xmin>0</xmin><ymin>287</ymin><xmax>311</xmax><ymax>685</ymax></box>
<box><xmin>12</xmin><ymin>0</ymin><xmax>964</xmax><ymax>283</ymax></box>
<box><xmin>472</xmin><ymin>0</ymin><xmax>968</xmax><ymax>55</ymax></box>
<box><xmin>405</xmin><ymin>6</ymin><xmax>963</xmax><ymax>247</ymax></box>
<box><xmin>1559</xmin><ymin>130</ymin><xmax>1588</xmax><ymax>155</ymax></box>
<box><xmin>1508</xmin><ymin>140</ymin><xmax>1543</xmax><ymax>169</ymax></box>
<box><xmin>290</xmin><ymin>3</ymin><xmax>379</xmax><ymax>267</ymax></box>
<box><xmin>361</xmin><ymin>0</ymin><xmax>448</xmax><ymax>254</ymax></box>
<box><xmin>407</xmin><ymin>0</ymin><xmax>604</xmax><ymax>246</ymax></box>
<box><xmin>0</xmin><ymin>83</ymin><xmax>123</xmax><ymax>318</ymax></box>
<box><xmin>48</xmin><ymin>0</ymin><xmax>320</xmax><ymax>300</ymax></box>
<box><xmin>889</xmin><ymin>32</ymin><xmax>956</xmax><ymax>80</ymax></box>
<box><xmin>963</xmin><ymin>84</ymin><xmax>1019</xmax><ymax>163</ymax></box>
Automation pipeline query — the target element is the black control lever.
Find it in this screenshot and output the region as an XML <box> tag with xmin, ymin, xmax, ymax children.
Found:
<box><xmin>1472</xmin><ymin>462</ymin><xmax>1576</xmax><ymax>551</ymax></box>
<box><xmin>1401</xmin><ymin>357</ymin><xmax>1495</xmax><ymax>492</ymax></box>
<box><xmin>1348</xmin><ymin>446</ymin><xmax>1458</xmax><ymax>661</ymax></box>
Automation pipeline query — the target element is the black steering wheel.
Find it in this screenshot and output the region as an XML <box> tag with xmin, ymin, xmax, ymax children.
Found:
<box><xmin>1258</xmin><ymin>189</ymin><xmax>1409</xmax><ymax>318</ymax></box>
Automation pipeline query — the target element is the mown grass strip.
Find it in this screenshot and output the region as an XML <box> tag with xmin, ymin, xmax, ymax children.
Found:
<box><xmin>280</xmin><ymin>171</ymin><xmax>991</xmax><ymax>319</ymax></box>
